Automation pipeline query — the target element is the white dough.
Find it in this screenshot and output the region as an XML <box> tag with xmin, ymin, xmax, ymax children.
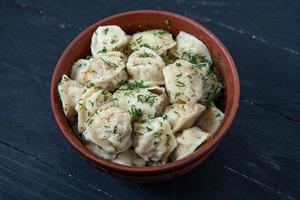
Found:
<box><xmin>112</xmin><ymin>150</ymin><xmax>146</xmax><ymax>167</ymax></box>
<box><xmin>163</xmin><ymin>59</ymin><xmax>206</xmax><ymax>104</ymax></box>
<box><xmin>84</xmin><ymin>51</ymin><xmax>128</xmax><ymax>91</ymax></box>
<box><xmin>70</xmin><ymin>59</ymin><xmax>91</xmax><ymax>84</ymax></box>
<box><xmin>195</xmin><ymin>105</ymin><xmax>224</xmax><ymax>134</ymax></box>
<box><xmin>133</xmin><ymin>117</ymin><xmax>177</xmax><ymax>162</ymax></box>
<box><xmin>91</xmin><ymin>25</ymin><xmax>130</xmax><ymax>56</ymax></box>
<box><xmin>170</xmin><ymin>31</ymin><xmax>212</xmax><ymax>67</ymax></box>
<box><xmin>83</xmin><ymin>104</ymin><xmax>132</xmax><ymax>153</ymax></box>
<box><xmin>75</xmin><ymin>86</ymin><xmax>112</xmax><ymax>133</ymax></box>
<box><xmin>130</xmin><ymin>29</ymin><xmax>176</xmax><ymax>55</ymax></box>
<box><xmin>200</xmin><ymin>68</ymin><xmax>223</xmax><ymax>105</ymax></box>
<box><xmin>126</xmin><ymin>47</ymin><xmax>165</xmax><ymax>86</ymax></box>
<box><xmin>163</xmin><ymin>103</ymin><xmax>206</xmax><ymax>133</ymax></box>
<box><xmin>85</xmin><ymin>143</ymin><xmax>117</xmax><ymax>160</ymax></box>
<box><xmin>172</xmin><ymin>127</ymin><xmax>210</xmax><ymax>160</ymax></box>
<box><xmin>57</xmin><ymin>75</ymin><xmax>84</xmax><ymax>121</ymax></box>
<box><xmin>113</xmin><ymin>84</ymin><xmax>169</xmax><ymax>120</ymax></box>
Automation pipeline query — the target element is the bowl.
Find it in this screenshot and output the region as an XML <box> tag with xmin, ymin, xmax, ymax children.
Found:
<box><xmin>50</xmin><ymin>10</ymin><xmax>239</xmax><ymax>182</ymax></box>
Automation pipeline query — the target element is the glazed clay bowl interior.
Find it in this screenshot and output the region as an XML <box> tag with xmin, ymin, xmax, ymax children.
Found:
<box><xmin>51</xmin><ymin>10</ymin><xmax>239</xmax><ymax>182</ymax></box>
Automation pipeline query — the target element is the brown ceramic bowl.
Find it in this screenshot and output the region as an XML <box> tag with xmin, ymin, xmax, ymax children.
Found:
<box><xmin>50</xmin><ymin>10</ymin><xmax>239</xmax><ymax>182</ymax></box>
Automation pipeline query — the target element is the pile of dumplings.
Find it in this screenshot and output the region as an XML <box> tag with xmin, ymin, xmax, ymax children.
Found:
<box><xmin>57</xmin><ymin>25</ymin><xmax>224</xmax><ymax>167</ymax></box>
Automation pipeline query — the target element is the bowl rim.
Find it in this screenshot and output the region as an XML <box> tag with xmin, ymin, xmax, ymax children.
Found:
<box><xmin>51</xmin><ymin>9</ymin><xmax>240</xmax><ymax>175</ymax></box>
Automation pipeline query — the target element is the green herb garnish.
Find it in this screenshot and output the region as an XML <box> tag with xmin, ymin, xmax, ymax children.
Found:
<box><xmin>103</xmin><ymin>28</ymin><xmax>109</xmax><ymax>35</ymax></box>
<box><xmin>176</xmin><ymin>81</ymin><xmax>185</xmax><ymax>87</ymax></box>
<box><xmin>146</xmin><ymin>126</ymin><xmax>153</xmax><ymax>131</ymax></box>
<box><xmin>137</xmin><ymin>94</ymin><xmax>156</xmax><ymax>106</ymax></box>
<box><xmin>129</xmin><ymin>106</ymin><xmax>143</xmax><ymax>120</ymax></box>
<box><xmin>120</xmin><ymin>80</ymin><xmax>148</xmax><ymax>90</ymax></box>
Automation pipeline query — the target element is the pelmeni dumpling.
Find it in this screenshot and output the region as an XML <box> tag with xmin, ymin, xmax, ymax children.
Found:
<box><xmin>83</xmin><ymin>104</ymin><xmax>132</xmax><ymax>153</ymax></box>
<box><xmin>170</xmin><ymin>31</ymin><xmax>212</xmax><ymax>67</ymax></box>
<box><xmin>163</xmin><ymin>103</ymin><xmax>206</xmax><ymax>133</ymax></box>
<box><xmin>75</xmin><ymin>86</ymin><xmax>112</xmax><ymax>133</ymax></box>
<box><xmin>57</xmin><ymin>75</ymin><xmax>84</xmax><ymax>121</ymax></box>
<box><xmin>130</xmin><ymin>29</ymin><xmax>176</xmax><ymax>55</ymax></box>
<box><xmin>113</xmin><ymin>84</ymin><xmax>169</xmax><ymax>120</ymax></box>
<box><xmin>126</xmin><ymin>47</ymin><xmax>165</xmax><ymax>86</ymax></box>
<box><xmin>85</xmin><ymin>143</ymin><xmax>117</xmax><ymax>160</ymax></box>
<box><xmin>163</xmin><ymin>59</ymin><xmax>206</xmax><ymax>104</ymax></box>
<box><xmin>195</xmin><ymin>106</ymin><xmax>224</xmax><ymax>134</ymax></box>
<box><xmin>84</xmin><ymin>52</ymin><xmax>128</xmax><ymax>91</ymax></box>
<box><xmin>133</xmin><ymin>117</ymin><xmax>177</xmax><ymax>162</ymax></box>
<box><xmin>112</xmin><ymin>150</ymin><xmax>146</xmax><ymax>167</ymax></box>
<box><xmin>70</xmin><ymin>59</ymin><xmax>91</xmax><ymax>84</ymax></box>
<box><xmin>172</xmin><ymin>127</ymin><xmax>210</xmax><ymax>160</ymax></box>
<box><xmin>91</xmin><ymin>25</ymin><xmax>130</xmax><ymax>56</ymax></box>
<box><xmin>200</xmin><ymin>67</ymin><xmax>223</xmax><ymax>105</ymax></box>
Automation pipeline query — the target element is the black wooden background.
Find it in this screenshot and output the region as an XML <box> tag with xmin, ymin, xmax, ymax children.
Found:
<box><xmin>0</xmin><ymin>0</ymin><xmax>299</xmax><ymax>199</ymax></box>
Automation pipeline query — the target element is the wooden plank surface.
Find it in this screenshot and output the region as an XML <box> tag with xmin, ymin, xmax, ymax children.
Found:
<box><xmin>0</xmin><ymin>0</ymin><xmax>299</xmax><ymax>199</ymax></box>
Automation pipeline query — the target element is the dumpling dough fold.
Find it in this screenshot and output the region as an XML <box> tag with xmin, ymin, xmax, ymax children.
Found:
<box><xmin>172</xmin><ymin>127</ymin><xmax>210</xmax><ymax>160</ymax></box>
<box><xmin>91</xmin><ymin>25</ymin><xmax>130</xmax><ymax>56</ymax></box>
<box><xmin>130</xmin><ymin>29</ymin><xmax>176</xmax><ymax>55</ymax></box>
<box><xmin>83</xmin><ymin>103</ymin><xmax>132</xmax><ymax>153</ymax></box>
<box><xmin>170</xmin><ymin>31</ymin><xmax>212</xmax><ymax>68</ymax></box>
<box><xmin>112</xmin><ymin>150</ymin><xmax>146</xmax><ymax>167</ymax></box>
<box><xmin>163</xmin><ymin>59</ymin><xmax>206</xmax><ymax>104</ymax></box>
<box><xmin>133</xmin><ymin>117</ymin><xmax>177</xmax><ymax>162</ymax></box>
<box><xmin>57</xmin><ymin>75</ymin><xmax>84</xmax><ymax>121</ymax></box>
<box><xmin>195</xmin><ymin>105</ymin><xmax>224</xmax><ymax>134</ymax></box>
<box><xmin>113</xmin><ymin>84</ymin><xmax>169</xmax><ymax>120</ymax></box>
<box><xmin>75</xmin><ymin>86</ymin><xmax>112</xmax><ymax>133</ymax></box>
<box><xmin>163</xmin><ymin>103</ymin><xmax>206</xmax><ymax>133</ymax></box>
<box><xmin>126</xmin><ymin>47</ymin><xmax>165</xmax><ymax>86</ymax></box>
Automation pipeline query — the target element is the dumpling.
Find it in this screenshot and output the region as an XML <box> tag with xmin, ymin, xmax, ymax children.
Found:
<box><xmin>163</xmin><ymin>103</ymin><xmax>206</xmax><ymax>133</ymax></box>
<box><xmin>126</xmin><ymin>47</ymin><xmax>165</xmax><ymax>86</ymax></box>
<box><xmin>133</xmin><ymin>117</ymin><xmax>177</xmax><ymax>162</ymax></box>
<box><xmin>84</xmin><ymin>52</ymin><xmax>128</xmax><ymax>91</ymax></box>
<box><xmin>195</xmin><ymin>106</ymin><xmax>224</xmax><ymax>134</ymax></box>
<box><xmin>200</xmin><ymin>67</ymin><xmax>223</xmax><ymax>105</ymax></box>
<box><xmin>70</xmin><ymin>59</ymin><xmax>91</xmax><ymax>84</ymax></box>
<box><xmin>57</xmin><ymin>75</ymin><xmax>84</xmax><ymax>121</ymax></box>
<box><xmin>169</xmin><ymin>31</ymin><xmax>212</xmax><ymax>69</ymax></box>
<box><xmin>130</xmin><ymin>29</ymin><xmax>176</xmax><ymax>55</ymax></box>
<box><xmin>75</xmin><ymin>86</ymin><xmax>112</xmax><ymax>133</ymax></box>
<box><xmin>113</xmin><ymin>83</ymin><xmax>169</xmax><ymax>120</ymax></box>
<box><xmin>112</xmin><ymin>150</ymin><xmax>146</xmax><ymax>167</ymax></box>
<box><xmin>172</xmin><ymin>127</ymin><xmax>210</xmax><ymax>160</ymax></box>
<box><xmin>91</xmin><ymin>25</ymin><xmax>130</xmax><ymax>56</ymax></box>
<box><xmin>83</xmin><ymin>104</ymin><xmax>132</xmax><ymax>153</ymax></box>
<box><xmin>85</xmin><ymin>143</ymin><xmax>117</xmax><ymax>160</ymax></box>
<box><xmin>163</xmin><ymin>59</ymin><xmax>206</xmax><ymax>104</ymax></box>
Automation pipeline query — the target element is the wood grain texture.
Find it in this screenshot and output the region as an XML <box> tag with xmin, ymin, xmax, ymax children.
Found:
<box><xmin>0</xmin><ymin>0</ymin><xmax>299</xmax><ymax>199</ymax></box>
